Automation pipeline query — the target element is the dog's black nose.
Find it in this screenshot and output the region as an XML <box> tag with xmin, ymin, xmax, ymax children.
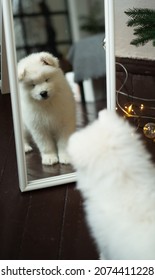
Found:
<box><xmin>40</xmin><ymin>91</ymin><xmax>48</xmax><ymax>99</ymax></box>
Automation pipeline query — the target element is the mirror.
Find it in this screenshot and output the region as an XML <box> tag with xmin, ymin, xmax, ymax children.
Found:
<box><xmin>2</xmin><ymin>0</ymin><xmax>114</xmax><ymax>191</ymax></box>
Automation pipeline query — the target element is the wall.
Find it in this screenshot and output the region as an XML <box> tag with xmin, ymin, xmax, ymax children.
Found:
<box><xmin>77</xmin><ymin>0</ymin><xmax>105</xmax><ymax>39</ymax></box>
<box><xmin>114</xmin><ymin>0</ymin><xmax>155</xmax><ymax>60</ymax></box>
<box><xmin>68</xmin><ymin>0</ymin><xmax>104</xmax><ymax>42</ymax></box>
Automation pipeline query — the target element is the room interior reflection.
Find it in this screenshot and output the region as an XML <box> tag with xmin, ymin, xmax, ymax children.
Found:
<box><xmin>13</xmin><ymin>0</ymin><xmax>106</xmax><ymax>181</ymax></box>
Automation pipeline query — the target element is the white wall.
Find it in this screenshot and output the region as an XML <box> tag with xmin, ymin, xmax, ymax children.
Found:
<box><xmin>114</xmin><ymin>0</ymin><xmax>155</xmax><ymax>60</ymax></box>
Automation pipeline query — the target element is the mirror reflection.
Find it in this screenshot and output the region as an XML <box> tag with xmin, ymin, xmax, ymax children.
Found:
<box><xmin>12</xmin><ymin>0</ymin><xmax>106</xmax><ymax>182</ymax></box>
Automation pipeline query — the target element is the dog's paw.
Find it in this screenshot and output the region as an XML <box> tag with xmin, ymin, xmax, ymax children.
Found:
<box><xmin>58</xmin><ymin>152</ymin><xmax>70</xmax><ymax>164</ymax></box>
<box><xmin>42</xmin><ymin>153</ymin><xmax>58</xmax><ymax>165</ymax></box>
<box><xmin>24</xmin><ymin>143</ymin><xmax>33</xmax><ymax>153</ymax></box>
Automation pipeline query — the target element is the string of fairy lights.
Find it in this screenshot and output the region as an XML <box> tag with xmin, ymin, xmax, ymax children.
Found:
<box><xmin>102</xmin><ymin>38</ymin><xmax>155</xmax><ymax>140</ymax></box>
<box><xmin>116</xmin><ymin>62</ymin><xmax>155</xmax><ymax>140</ymax></box>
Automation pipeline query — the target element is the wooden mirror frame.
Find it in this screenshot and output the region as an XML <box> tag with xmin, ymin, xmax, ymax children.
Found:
<box><xmin>2</xmin><ymin>0</ymin><xmax>115</xmax><ymax>191</ymax></box>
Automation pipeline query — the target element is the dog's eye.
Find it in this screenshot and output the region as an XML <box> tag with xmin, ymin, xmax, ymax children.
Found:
<box><xmin>32</xmin><ymin>83</ymin><xmax>35</xmax><ymax>87</ymax></box>
<box><xmin>45</xmin><ymin>79</ymin><xmax>49</xmax><ymax>82</ymax></box>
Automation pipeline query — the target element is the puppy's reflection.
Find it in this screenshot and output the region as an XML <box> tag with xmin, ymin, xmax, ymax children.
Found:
<box><xmin>18</xmin><ymin>52</ymin><xmax>76</xmax><ymax>166</ymax></box>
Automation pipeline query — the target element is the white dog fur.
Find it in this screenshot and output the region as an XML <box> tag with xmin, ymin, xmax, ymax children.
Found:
<box><xmin>68</xmin><ymin>109</ymin><xmax>155</xmax><ymax>259</ymax></box>
<box><xmin>18</xmin><ymin>52</ymin><xmax>76</xmax><ymax>165</ymax></box>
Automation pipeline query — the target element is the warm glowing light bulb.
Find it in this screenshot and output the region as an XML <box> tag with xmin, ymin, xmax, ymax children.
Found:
<box><xmin>143</xmin><ymin>123</ymin><xmax>155</xmax><ymax>139</ymax></box>
<box><xmin>128</xmin><ymin>104</ymin><xmax>133</xmax><ymax>113</ymax></box>
<box><xmin>140</xmin><ymin>104</ymin><xmax>144</xmax><ymax>110</ymax></box>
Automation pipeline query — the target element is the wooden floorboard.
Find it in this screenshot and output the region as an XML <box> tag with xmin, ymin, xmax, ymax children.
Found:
<box><xmin>18</xmin><ymin>186</ymin><xmax>67</xmax><ymax>260</ymax></box>
<box><xmin>0</xmin><ymin>93</ymin><xmax>100</xmax><ymax>260</ymax></box>
<box><xmin>0</xmin><ymin>95</ymin><xmax>13</xmax><ymax>175</ymax></box>
<box><xmin>59</xmin><ymin>185</ymin><xmax>98</xmax><ymax>260</ymax></box>
<box><xmin>0</xmin><ymin>134</ymin><xmax>30</xmax><ymax>259</ymax></box>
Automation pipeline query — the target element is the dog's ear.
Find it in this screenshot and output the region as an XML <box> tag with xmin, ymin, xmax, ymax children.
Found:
<box><xmin>18</xmin><ymin>67</ymin><xmax>26</xmax><ymax>81</ymax></box>
<box><xmin>40</xmin><ymin>53</ymin><xmax>59</xmax><ymax>68</ymax></box>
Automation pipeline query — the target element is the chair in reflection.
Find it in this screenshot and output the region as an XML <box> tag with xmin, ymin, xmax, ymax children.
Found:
<box><xmin>67</xmin><ymin>33</ymin><xmax>106</xmax><ymax>104</ymax></box>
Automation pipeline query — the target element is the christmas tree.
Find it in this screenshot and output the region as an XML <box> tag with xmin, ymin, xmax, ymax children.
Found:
<box><xmin>125</xmin><ymin>8</ymin><xmax>155</xmax><ymax>47</ymax></box>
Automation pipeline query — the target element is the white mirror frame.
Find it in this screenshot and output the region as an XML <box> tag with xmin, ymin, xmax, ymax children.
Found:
<box><xmin>2</xmin><ymin>0</ymin><xmax>115</xmax><ymax>192</ymax></box>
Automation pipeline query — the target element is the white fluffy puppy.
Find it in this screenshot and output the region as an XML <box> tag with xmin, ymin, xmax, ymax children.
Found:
<box><xmin>18</xmin><ymin>52</ymin><xmax>76</xmax><ymax>165</ymax></box>
<box><xmin>68</xmin><ymin>109</ymin><xmax>155</xmax><ymax>259</ymax></box>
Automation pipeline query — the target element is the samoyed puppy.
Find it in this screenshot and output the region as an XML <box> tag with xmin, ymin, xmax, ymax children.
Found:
<box><xmin>68</xmin><ymin>109</ymin><xmax>155</xmax><ymax>259</ymax></box>
<box><xmin>18</xmin><ymin>52</ymin><xmax>76</xmax><ymax>165</ymax></box>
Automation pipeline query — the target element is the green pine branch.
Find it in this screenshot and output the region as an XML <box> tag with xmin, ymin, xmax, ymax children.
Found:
<box><xmin>125</xmin><ymin>8</ymin><xmax>155</xmax><ymax>47</ymax></box>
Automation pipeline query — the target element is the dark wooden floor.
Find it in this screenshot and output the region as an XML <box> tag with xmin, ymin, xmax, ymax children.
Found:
<box><xmin>0</xmin><ymin>93</ymin><xmax>105</xmax><ymax>260</ymax></box>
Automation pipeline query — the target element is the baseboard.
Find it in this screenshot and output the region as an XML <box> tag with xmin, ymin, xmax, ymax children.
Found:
<box><xmin>116</xmin><ymin>57</ymin><xmax>155</xmax><ymax>76</ymax></box>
